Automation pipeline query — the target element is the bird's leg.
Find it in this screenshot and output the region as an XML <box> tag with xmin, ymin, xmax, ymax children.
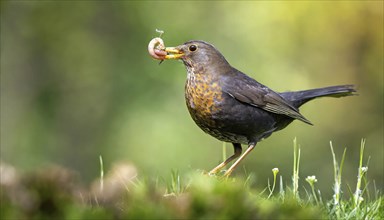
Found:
<box><xmin>208</xmin><ymin>143</ymin><xmax>242</xmax><ymax>175</ymax></box>
<box><xmin>224</xmin><ymin>143</ymin><xmax>256</xmax><ymax>177</ymax></box>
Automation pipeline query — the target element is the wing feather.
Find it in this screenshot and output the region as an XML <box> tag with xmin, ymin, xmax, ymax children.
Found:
<box><xmin>222</xmin><ymin>71</ymin><xmax>313</xmax><ymax>125</ymax></box>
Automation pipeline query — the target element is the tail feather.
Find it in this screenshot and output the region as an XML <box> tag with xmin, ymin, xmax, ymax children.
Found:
<box><xmin>280</xmin><ymin>85</ymin><xmax>357</xmax><ymax>108</ymax></box>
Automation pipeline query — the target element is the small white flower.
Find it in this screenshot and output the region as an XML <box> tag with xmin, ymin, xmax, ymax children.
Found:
<box><xmin>306</xmin><ymin>175</ymin><xmax>318</xmax><ymax>184</ymax></box>
<box><xmin>361</xmin><ymin>167</ymin><xmax>368</xmax><ymax>173</ymax></box>
<box><xmin>272</xmin><ymin>168</ymin><xmax>279</xmax><ymax>174</ymax></box>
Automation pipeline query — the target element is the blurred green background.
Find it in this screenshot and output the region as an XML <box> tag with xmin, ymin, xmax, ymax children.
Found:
<box><xmin>1</xmin><ymin>2</ymin><xmax>383</xmax><ymax>196</ymax></box>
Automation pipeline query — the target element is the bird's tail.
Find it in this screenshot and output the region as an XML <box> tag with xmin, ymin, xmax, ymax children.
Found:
<box><xmin>280</xmin><ymin>85</ymin><xmax>357</xmax><ymax>108</ymax></box>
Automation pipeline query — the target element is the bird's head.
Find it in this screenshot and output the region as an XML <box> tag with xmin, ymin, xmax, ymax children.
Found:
<box><xmin>164</xmin><ymin>40</ymin><xmax>229</xmax><ymax>68</ymax></box>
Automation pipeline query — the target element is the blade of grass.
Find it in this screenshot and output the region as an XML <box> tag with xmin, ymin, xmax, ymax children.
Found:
<box><xmin>222</xmin><ymin>142</ymin><xmax>227</xmax><ymax>165</ymax></box>
<box><xmin>99</xmin><ymin>155</ymin><xmax>104</xmax><ymax>193</ymax></box>
<box><xmin>292</xmin><ymin>137</ymin><xmax>300</xmax><ymax>199</ymax></box>
<box><xmin>354</xmin><ymin>139</ymin><xmax>367</xmax><ymax>208</ymax></box>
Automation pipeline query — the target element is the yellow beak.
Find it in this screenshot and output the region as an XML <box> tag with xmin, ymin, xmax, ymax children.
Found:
<box><xmin>164</xmin><ymin>47</ymin><xmax>184</xmax><ymax>59</ymax></box>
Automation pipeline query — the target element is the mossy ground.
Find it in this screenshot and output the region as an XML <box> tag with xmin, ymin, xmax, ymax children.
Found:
<box><xmin>1</xmin><ymin>140</ymin><xmax>382</xmax><ymax>219</ymax></box>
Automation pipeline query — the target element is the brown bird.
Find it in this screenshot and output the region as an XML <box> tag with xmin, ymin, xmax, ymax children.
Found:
<box><xmin>155</xmin><ymin>40</ymin><xmax>356</xmax><ymax>176</ymax></box>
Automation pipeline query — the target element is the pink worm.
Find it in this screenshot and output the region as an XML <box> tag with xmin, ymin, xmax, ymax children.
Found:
<box><xmin>148</xmin><ymin>37</ymin><xmax>167</xmax><ymax>60</ymax></box>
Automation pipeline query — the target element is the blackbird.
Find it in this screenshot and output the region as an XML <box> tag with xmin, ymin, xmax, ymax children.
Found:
<box><xmin>157</xmin><ymin>40</ymin><xmax>356</xmax><ymax>176</ymax></box>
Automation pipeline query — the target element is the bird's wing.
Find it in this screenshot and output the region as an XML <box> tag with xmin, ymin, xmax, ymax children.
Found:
<box><xmin>222</xmin><ymin>72</ymin><xmax>313</xmax><ymax>125</ymax></box>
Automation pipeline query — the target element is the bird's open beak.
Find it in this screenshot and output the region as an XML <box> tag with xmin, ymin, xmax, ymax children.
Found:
<box><xmin>164</xmin><ymin>47</ymin><xmax>184</xmax><ymax>59</ymax></box>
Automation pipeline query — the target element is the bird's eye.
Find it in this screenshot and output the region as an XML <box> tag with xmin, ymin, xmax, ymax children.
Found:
<box><xmin>189</xmin><ymin>45</ymin><xmax>197</xmax><ymax>52</ymax></box>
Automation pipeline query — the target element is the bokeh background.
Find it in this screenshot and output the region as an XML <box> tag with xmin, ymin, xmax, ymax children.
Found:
<box><xmin>1</xmin><ymin>1</ymin><xmax>383</xmax><ymax>197</ymax></box>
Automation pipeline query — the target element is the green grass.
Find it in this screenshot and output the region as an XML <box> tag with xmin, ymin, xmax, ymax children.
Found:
<box><xmin>1</xmin><ymin>139</ymin><xmax>383</xmax><ymax>219</ymax></box>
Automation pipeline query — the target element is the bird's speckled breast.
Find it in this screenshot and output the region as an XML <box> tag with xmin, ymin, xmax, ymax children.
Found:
<box><xmin>184</xmin><ymin>66</ymin><xmax>223</xmax><ymax>129</ymax></box>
